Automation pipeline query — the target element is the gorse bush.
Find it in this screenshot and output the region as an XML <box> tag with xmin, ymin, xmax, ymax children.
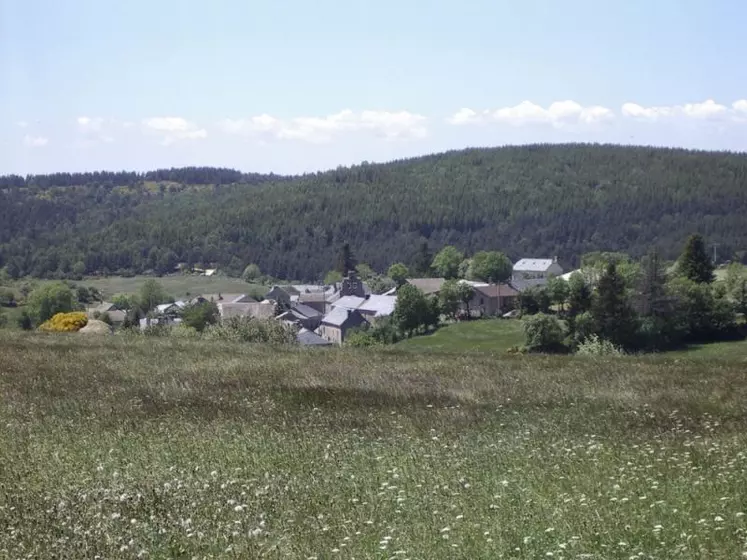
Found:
<box><xmin>576</xmin><ymin>334</ymin><xmax>626</xmax><ymax>357</ymax></box>
<box><xmin>203</xmin><ymin>317</ymin><xmax>297</xmax><ymax>344</ymax></box>
<box><xmin>38</xmin><ymin>312</ymin><xmax>88</xmax><ymax>332</ymax></box>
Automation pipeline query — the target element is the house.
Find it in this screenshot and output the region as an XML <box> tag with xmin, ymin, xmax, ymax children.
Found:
<box><xmin>218</xmin><ymin>301</ymin><xmax>276</xmax><ymax>320</ymax></box>
<box><xmin>340</xmin><ymin>271</ymin><xmax>369</xmax><ymax>297</ymax></box>
<box><xmin>86</xmin><ymin>302</ymin><xmax>126</xmax><ymax>324</ymax></box>
<box><xmin>265</xmin><ymin>286</ymin><xmax>293</xmax><ymax>308</ymax></box>
<box><xmin>332</xmin><ymin>295</ymin><xmax>366</xmax><ymax>310</ymax></box>
<box><xmin>357</xmin><ymin>295</ymin><xmax>397</xmax><ymax>320</ymax></box>
<box><xmin>406</xmin><ymin>278</ymin><xmax>446</xmax><ymax>296</ymax></box>
<box><xmin>198</xmin><ymin>293</ymin><xmax>255</xmax><ymax>304</ymax></box>
<box><xmin>512</xmin><ymin>257</ymin><xmax>563</xmax><ymax>285</ymax></box>
<box><xmin>298</xmin><ymin>290</ymin><xmax>341</xmax><ymax>315</ymax></box>
<box><xmin>317</xmin><ymin>308</ymin><xmax>367</xmax><ymax>344</ymax></box>
<box><xmin>204</xmin><ymin>269</ymin><xmax>217</xmax><ymax>277</ymax></box>
<box><xmin>155</xmin><ymin>302</ymin><xmax>181</xmax><ymax>316</ymax></box>
<box><xmin>472</xmin><ymin>284</ymin><xmax>520</xmax><ymax>315</ymax></box>
<box><xmin>275</xmin><ymin>303</ymin><xmax>323</xmax><ymax>330</ymax></box>
<box><xmin>297</xmin><ymin>328</ymin><xmax>333</xmax><ymax>347</ymax></box>
<box><xmin>330</xmin><ymin>293</ymin><xmax>397</xmax><ymax>322</ymax></box>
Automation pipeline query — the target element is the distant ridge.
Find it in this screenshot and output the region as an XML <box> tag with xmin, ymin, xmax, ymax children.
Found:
<box><xmin>2</xmin><ymin>143</ymin><xmax>746</xmax><ymax>281</ymax></box>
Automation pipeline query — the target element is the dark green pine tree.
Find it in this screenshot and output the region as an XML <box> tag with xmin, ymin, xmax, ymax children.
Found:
<box><xmin>678</xmin><ymin>234</ymin><xmax>714</xmax><ymax>284</ymax></box>
<box><xmin>412</xmin><ymin>242</ymin><xmax>433</xmax><ymax>277</ymax></box>
<box><xmin>591</xmin><ymin>262</ymin><xmax>638</xmax><ymax>348</ymax></box>
<box><xmin>336</xmin><ymin>243</ymin><xmax>356</xmax><ymax>276</ymax></box>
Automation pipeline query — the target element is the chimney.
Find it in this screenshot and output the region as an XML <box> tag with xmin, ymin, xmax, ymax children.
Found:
<box><xmin>552</xmin><ymin>256</ymin><xmax>558</xmax><ymax>263</ymax></box>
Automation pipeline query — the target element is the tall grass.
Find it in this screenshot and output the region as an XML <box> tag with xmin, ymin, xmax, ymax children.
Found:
<box><xmin>2</xmin><ymin>332</ymin><xmax>747</xmax><ymax>558</ymax></box>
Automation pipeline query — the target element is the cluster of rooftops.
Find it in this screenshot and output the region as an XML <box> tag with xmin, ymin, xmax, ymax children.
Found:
<box><xmin>88</xmin><ymin>257</ymin><xmax>564</xmax><ymax>345</ymax></box>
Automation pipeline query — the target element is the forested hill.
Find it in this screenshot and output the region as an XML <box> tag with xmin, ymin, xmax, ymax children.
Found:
<box><xmin>2</xmin><ymin>144</ymin><xmax>747</xmax><ymax>281</ymax></box>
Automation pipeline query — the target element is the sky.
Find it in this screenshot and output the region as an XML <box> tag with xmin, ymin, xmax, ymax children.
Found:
<box><xmin>2</xmin><ymin>0</ymin><xmax>747</xmax><ymax>175</ymax></box>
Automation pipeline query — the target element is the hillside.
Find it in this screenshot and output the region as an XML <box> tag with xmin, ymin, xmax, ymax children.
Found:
<box><xmin>2</xmin><ymin>144</ymin><xmax>747</xmax><ymax>281</ymax></box>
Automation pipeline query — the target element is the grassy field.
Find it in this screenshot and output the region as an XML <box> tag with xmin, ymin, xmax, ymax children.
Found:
<box><xmin>397</xmin><ymin>319</ymin><xmax>525</xmax><ymax>354</ymax></box>
<box><xmin>3</xmin><ymin>333</ymin><xmax>747</xmax><ymax>558</ymax></box>
<box><xmin>78</xmin><ymin>275</ymin><xmax>266</xmax><ymax>299</ymax></box>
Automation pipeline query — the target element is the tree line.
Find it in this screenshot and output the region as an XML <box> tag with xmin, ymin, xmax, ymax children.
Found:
<box><xmin>0</xmin><ymin>167</ymin><xmax>288</xmax><ymax>188</ymax></box>
<box><xmin>519</xmin><ymin>234</ymin><xmax>747</xmax><ymax>354</ymax></box>
<box><xmin>2</xmin><ymin>144</ymin><xmax>747</xmax><ymax>281</ymax></box>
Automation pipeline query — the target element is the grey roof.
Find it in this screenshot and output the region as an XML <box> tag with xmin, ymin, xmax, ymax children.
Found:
<box><xmin>156</xmin><ymin>302</ymin><xmax>179</xmax><ymax>313</ymax></box>
<box><xmin>513</xmin><ymin>259</ymin><xmax>555</xmax><ymax>272</ymax></box>
<box><xmin>358</xmin><ymin>295</ymin><xmax>397</xmax><ymax>317</ymax></box>
<box><xmin>299</xmin><ymin>290</ymin><xmax>340</xmax><ymax>304</ymax></box>
<box><xmin>321</xmin><ymin>307</ymin><xmax>364</xmax><ymax>327</ymax></box>
<box><xmin>200</xmin><ymin>293</ymin><xmax>254</xmax><ymax>304</ymax></box>
<box><xmin>292</xmin><ymin>303</ymin><xmax>322</xmax><ymax>318</ymax></box>
<box><xmin>297</xmin><ymin>328</ymin><xmax>333</xmax><ymax>346</ymax></box>
<box><xmin>509</xmin><ymin>278</ymin><xmax>547</xmax><ymax>292</ymax></box>
<box><xmin>332</xmin><ymin>295</ymin><xmax>366</xmax><ymax>310</ymax></box>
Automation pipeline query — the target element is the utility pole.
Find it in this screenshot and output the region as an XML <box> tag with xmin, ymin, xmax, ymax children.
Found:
<box><xmin>712</xmin><ymin>243</ymin><xmax>719</xmax><ymax>265</ymax></box>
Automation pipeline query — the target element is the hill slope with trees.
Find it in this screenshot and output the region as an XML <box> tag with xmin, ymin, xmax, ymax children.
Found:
<box><xmin>2</xmin><ymin>144</ymin><xmax>747</xmax><ymax>281</ymax></box>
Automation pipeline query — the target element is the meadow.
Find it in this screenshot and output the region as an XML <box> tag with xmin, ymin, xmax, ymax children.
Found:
<box><xmin>396</xmin><ymin>319</ymin><xmax>525</xmax><ymax>354</ymax></box>
<box><xmin>79</xmin><ymin>275</ymin><xmax>266</xmax><ymax>300</ymax></box>
<box><xmin>2</xmin><ymin>332</ymin><xmax>747</xmax><ymax>558</ymax></box>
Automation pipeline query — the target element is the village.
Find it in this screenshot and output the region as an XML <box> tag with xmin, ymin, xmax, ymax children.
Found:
<box><xmin>86</xmin><ymin>257</ymin><xmax>565</xmax><ymax>345</ymax></box>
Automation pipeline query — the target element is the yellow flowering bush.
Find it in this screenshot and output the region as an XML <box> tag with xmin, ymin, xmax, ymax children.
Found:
<box><xmin>38</xmin><ymin>312</ymin><xmax>88</xmax><ymax>333</ymax></box>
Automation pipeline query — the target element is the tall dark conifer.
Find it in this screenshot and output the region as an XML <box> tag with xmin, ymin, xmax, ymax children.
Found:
<box><xmin>678</xmin><ymin>234</ymin><xmax>714</xmax><ymax>284</ymax></box>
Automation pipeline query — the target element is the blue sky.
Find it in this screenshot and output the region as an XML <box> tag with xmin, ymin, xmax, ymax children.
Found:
<box><xmin>2</xmin><ymin>0</ymin><xmax>747</xmax><ymax>174</ymax></box>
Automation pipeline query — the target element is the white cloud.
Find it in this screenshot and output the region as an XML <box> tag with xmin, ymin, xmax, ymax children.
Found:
<box><xmin>447</xmin><ymin>108</ymin><xmax>480</xmax><ymax>125</ymax></box>
<box><xmin>142</xmin><ymin>117</ymin><xmax>207</xmax><ymax>145</ymax></box>
<box><xmin>23</xmin><ymin>135</ymin><xmax>48</xmax><ymax>148</ymax></box>
<box><xmin>220</xmin><ymin>110</ymin><xmax>427</xmax><ymax>143</ymax></box>
<box><xmin>449</xmin><ymin>100</ymin><xmax>614</xmax><ymax>127</ymax></box>
<box><xmin>621</xmin><ymin>103</ymin><xmax>674</xmax><ymax>120</ymax></box>
<box><xmin>622</xmin><ymin>99</ymin><xmax>737</xmax><ymax>122</ymax></box>
<box><xmin>681</xmin><ymin>99</ymin><xmax>728</xmax><ymax>119</ymax></box>
<box><xmin>16</xmin><ymin>121</ymin><xmax>29</xmax><ymax>128</ymax></box>
<box><xmin>733</xmin><ymin>100</ymin><xmax>747</xmax><ymax>113</ymax></box>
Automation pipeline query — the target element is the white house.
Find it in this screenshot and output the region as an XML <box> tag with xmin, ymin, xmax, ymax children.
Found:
<box><xmin>512</xmin><ymin>257</ymin><xmax>563</xmax><ymax>286</ymax></box>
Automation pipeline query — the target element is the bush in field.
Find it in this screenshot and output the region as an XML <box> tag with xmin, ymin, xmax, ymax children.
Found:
<box><xmin>204</xmin><ymin>317</ymin><xmax>296</xmax><ymax>344</ymax></box>
<box><xmin>346</xmin><ymin>329</ymin><xmax>381</xmax><ymax>347</ymax></box>
<box><xmin>38</xmin><ymin>312</ymin><xmax>88</xmax><ymax>332</ymax></box>
<box><xmin>180</xmin><ymin>301</ymin><xmax>219</xmax><ymax>332</ymax></box>
<box><xmin>523</xmin><ymin>313</ymin><xmax>567</xmax><ymax>353</ymax></box>
<box><xmin>27</xmin><ymin>282</ymin><xmax>78</xmax><ymax>324</ymax></box>
<box><xmin>0</xmin><ymin>288</ymin><xmax>16</xmax><ymax>307</ymax></box>
<box><xmin>576</xmin><ymin>334</ymin><xmax>626</xmax><ymax>357</ymax></box>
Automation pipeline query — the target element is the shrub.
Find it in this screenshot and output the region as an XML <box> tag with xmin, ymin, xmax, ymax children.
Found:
<box><xmin>180</xmin><ymin>301</ymin><xmax>219</xmax><ymax>332</ymax></box>
<box><xmin>17</xmin><ymin>311</ymin><xmax>33</xmax><ymax>331</ymax></box>
<box><xmin>523</xmin><ymin>313</ymin><xmax>567</xmax><ymax>353</ymax></box>
<box><xmin>38</xmin><ymin>312</ymin><xmax>88</xmax><ymax>333</ymax></box>
<box><xmin>576</xmin><ymin>334</ymin><xmax>626</xmax><ymax>357</ymax></box>
<box><xmin>142</xmin><ymin>323</ymin><xmax>172</xmax><ymax>337</ymax></box>
<box><xmin>346</xmin><ymin>329</ymin><xmax>381</xmax><ymax>347</ymax></box>
<box><xmin>0</xmin><ymin>288</ymin><xmax>16</xmax><ymax>307</ymax></box>
<box><xmin>204</xmin><ymin>317</ymin><xmax>296</xmax><ymax>344</ymax></box>
<box><xmin>27</xmin><ymin>282</ymin><xmax>77</xmax><ymax>324</ymax></box>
